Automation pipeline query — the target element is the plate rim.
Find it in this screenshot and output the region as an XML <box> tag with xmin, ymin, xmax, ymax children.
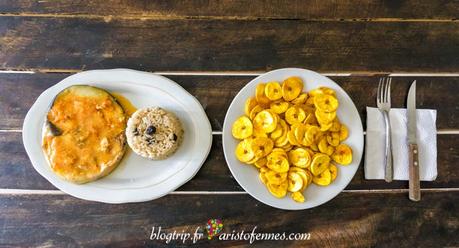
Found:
<box><xmin>22</xmin><ymin>68</ymin><xmax>213</xmax><ymax>203</ymax></box>
<box><xmin>222</xmin><ymin>67</ymin><xmax>364</xmax><ymax>210</ymax></box>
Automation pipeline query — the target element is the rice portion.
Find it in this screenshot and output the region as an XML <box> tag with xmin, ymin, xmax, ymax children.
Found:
<box><xmin>126</xmin><ymin>107</ymin><xmax>183</xmax><ymax>160</ymax></box>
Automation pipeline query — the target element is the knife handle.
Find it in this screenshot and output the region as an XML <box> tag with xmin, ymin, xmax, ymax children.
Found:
<box><xmin>409</xmin><ymin>143</ymin><xmax>421</xmax><ymax>201</ymax></box>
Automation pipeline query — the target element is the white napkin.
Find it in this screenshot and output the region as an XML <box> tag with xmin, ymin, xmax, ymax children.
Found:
<box><xmin>364</xmin><ymin>107</ymin><xmax>437</xmax><ymax>181</ymax></box>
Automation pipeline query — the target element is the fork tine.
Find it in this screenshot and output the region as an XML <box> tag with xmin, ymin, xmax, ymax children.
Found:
<box><xmin>380</xmin><ymin>78</ymin><xmax>386</xmax><ymax>103</ymax></box>
<box><xmin>385</xmin><ymin>77</ymin><xmax>390</xmax><ymax>103</ymax></box>
<box><xmin>384</xmin><ymin>77</ymin><xmax>388</xmax><ymax>102</ymax></box>
<box><xmin>384</xmin><ymin>78</ymin><xmax>389</xmax><ymax>103</ymax></box>
<box><xmin>377</xmin><ymin>78</ymin><xmax>383</xmax><ymax>103</ymax></box>
<box><xmin>387</xmin><ymin>77</ymin><xmax>392</xmax><ymax>102</ymax></box>
<box><xmin>382</xmin><ymin>77</ymin><xmax>387</xmax><ymax>102</ymax></box>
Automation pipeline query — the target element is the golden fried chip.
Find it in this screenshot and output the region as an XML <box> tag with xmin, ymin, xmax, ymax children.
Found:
<box><xmin>282</xmin><ymin>77</ymin><xmax>303</xmax><ymax>101</ymax></box>
<box><xmin>254</xmin><ymin>157</ymin><xmax>267</xmax><ymax>168</ymax></box>
<box><xmin>319</xmin><ymin>122</ymin><xmax>333</xmax><ymax>132</ymax></box>
<box><xmin>244</xmin><ymin>97</ymin><xmax>258</xmax><ymax>116</ymax></box>
<box><xmin>310</xmin><ymin>143</ymin><xmax>319</xmax><ymax>152</ymax></box>
<box><xmin>329</xmin><ymin>119</ymin><xmax>341</xmax><ymax>132</ymax></box>
<box><xmin>287</xmin><ymin>172</ymin><xmax>303</xmax><ymax>192</ymax></box>
<box><xmin>253</xmin><ymin>110</ymin><xmax>278</xmax><ymax>133</ymax></box>
<box><xmin>314</xmin><ymin>94</ymin><xmax>338</xmax><ymax>113</ymax></box>
<box><xmin>232</xmin><ymin>116</ymin><xmax>253</xmax><ymax>139</ymax></box>
<box><xmin>305</xmin><ymin>170</ymin><xmax>313</xmax><ymax>185</ymax></box>
<box><xmin>294</xmin><ymin>124</ymin><xmax>307</xmax><ymax>142</ymax></box>
<box><xmin>285</xmin><ymin>106</ymin><xmax>306</xmax><ymax>125</ymax></box>
<box><xmin>318</xmin><ymin>137</ymin><xmax>334</xmax><ymax>156</ymax></box>
<box><xmin>315</xmin><ymin>109</ymin><xmax>336</xmax><ymax>124</ymax></box>
<box><xmin>249</xmin><ymin>105</ymin><xmax>264</xmax><ymax>120</ymax></box>
<box><xmin>310</xmin><ymin>153</ymin><xmax>330</xmax><ymax>176</ymax></box>
<box><xmin>291</xmin><ymin>93</ymin><xmax>308</xmax><ymax>105</ymax></box>
<box><xmin>271</xmin><ymin>148</ymin><xmax>288</xmax><ymax>158</ymax></box>
<box><xmin>270</xmin><ymin>100</ymin><xmax>289</xmax><ymax>114</ymax></box>
<box><xmin>265</xmin><ymin>82</ymin><xmax>283</xmax><ymax>101</ymax></box>
<box><xmin>251</xmin><ymin>137</ymin><xmax>274</xmax><ymax>157</ymax></box>
<box><xmin>329</xmin><ymin>164</ymin><xmax>338</xmax><ymax>181</ymax></box>
<box><xmin>309</xmin><ymin>87</ymin><xmax>336</xmax><ymax>97</ymax></box>
<box><xmin>305</xmin><ymin>96</ymin><xmax>315</xmax><ymax>106</ymax></box>
<box><xmin>259</xmin><ymin>171</ymin><xmax>268</xmax><ymax>184</ymax></box>
<box><xmin>280</xmin><ymin>143</ymin><xmax>293</xmax><ymax>152</ymax></box>
<box><xmin>291</xmin><ymin>191</ymin><xmax>305</xmax><ymax>203</ymax></box>
<box><xmin>327</xmin><ymin>132</ymin><xmax>340</xmax><ymax>147</ymax></box>
<box><xmin>267</xmin><ymin>181</ymin><xmax>288</xmax><ymax>198</ymax></box>
<box><xmin>332</xmin><ymin>144</ymin><xmax>352</xmax><ymax>165</ymax></box>
<box><xmin>287</xmin><ymin>129</ymin><xmax>300</xmax><ymax>146</ymax></box>
<box><xmin>274</xmin><ymin>134</ymin><xmax>289</xmax><ymax>147</ymax></box>
<box><xmin>290</xmin><ymin>167</ymin><xmax>310</xmax><ymax>191</ymax></box>
<box><xmin>235</xmin><ymin>139</ymin><xmax>255</xmax><ymax>163</ymax></box>
<box><xmin>304</xmin><ymin>125</ymin><xmax>321</xmax><ymax>145</ymax></box>
<box><xmin>288</xmin><ymin>148</ymin><xmax>311</xmax><ymax>168</ymax></box>
<box><xmin>270</xmin><ymin>121</ymin><xmax>283</xmax><ymax>139</ymax></box>
<box><xmin>256</xmin><ymin>83</ymin><xmax>271</xmax><ymax>105</ymax></box>
<box><xmin>253</xmin><ymin>128</ymin><xmax>268</xmax><ymax>137</ymax></box>
<box><xmin>312</xmin><ymin>169</ymin><xmax>332</xmax><ymax>186</ymax></box>
<box><xmin>265</xmin><ymin>170</ymin><xmax>287</xmax><ymax>185</ymax></box>
<box><xmin>339</xmin><ymin>125</ymin><xmax>349</xmax><ymax>141</ymax></box>
<box><xmin>267</xmin><ymin>153</ymin><xmax>290</xmax><ymax>173</ymax></box>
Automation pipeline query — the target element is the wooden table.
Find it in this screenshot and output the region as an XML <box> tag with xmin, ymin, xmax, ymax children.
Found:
<box><xmin>0</xmin><ymin>1</ymin><xmax>458</xmax><ymax>247</ymax></box>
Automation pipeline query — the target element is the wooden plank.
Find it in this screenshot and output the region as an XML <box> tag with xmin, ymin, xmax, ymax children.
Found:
<box><xmin>0</xmin><ymin>73</ymin><xmax>457</xmax><ymax>130</ymax></box>
<box><xmin>1</xmin><ymin>131</ymin><xmax>458</xmax><ymax>191</ymax></box>
<box><xmin>0</xmin><ymin>192</ymin><xmax>457</xmax><ymax>247</ymax></box>
<box><xmin>0</xmin><ymin>17</ymin><xmax>458</xmax><ymax>72</ymax></box>
<box><xmin>0</xmin><ymin>0</ymin><xmax>458</xmax><ymax>20</ymax></box>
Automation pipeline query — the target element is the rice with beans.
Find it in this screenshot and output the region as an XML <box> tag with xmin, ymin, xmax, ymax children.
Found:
<box><xmin>126</xmin><ymin>107</ymin><xmax>183</xmax><ymax>160</ymax></box>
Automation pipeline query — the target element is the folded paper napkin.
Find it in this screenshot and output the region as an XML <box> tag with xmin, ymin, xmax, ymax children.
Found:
<box><xmin>365</xmin><ymin>107</ymin><xmax>437</xmax><ymax>181</ymax></box>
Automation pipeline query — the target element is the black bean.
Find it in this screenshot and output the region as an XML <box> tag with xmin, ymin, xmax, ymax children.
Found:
<box><xmin>173</xmin><ymin>134</ymin><xmax>178</xmax><ymax>141</ymax></box>
<box><xmin>146</xmin><ymin>125</ymin><xmax>156</xmax><ymax>135</ymax></box>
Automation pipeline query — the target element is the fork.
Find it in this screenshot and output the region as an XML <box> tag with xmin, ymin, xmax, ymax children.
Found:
<box><xmin>377</xmin><ymin>77</ymin><xmax>393</xmax><ymax>182</ymax></box>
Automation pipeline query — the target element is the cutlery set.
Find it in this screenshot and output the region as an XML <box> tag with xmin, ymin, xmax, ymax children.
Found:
<box><xmin>376</xmin><ymin>78</ymin><xmax>420</xmax><ymax>201</ymax></box>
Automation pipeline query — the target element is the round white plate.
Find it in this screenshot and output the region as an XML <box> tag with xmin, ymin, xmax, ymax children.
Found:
<box><xmin>223</xmin><ymin>68</ymin><xmax>363</xmax><ymax>210</ymax></box>
<box><xmin>23</xmin><ymin>69</ymin><xmax>212</xmax><ymax>203</ymax></box>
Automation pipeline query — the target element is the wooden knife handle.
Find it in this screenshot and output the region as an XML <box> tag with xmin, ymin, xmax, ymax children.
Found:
<box><xmin>409</xmin><ymin>143</ymin><xmax>421</xmax><ymax>201</ymax></box>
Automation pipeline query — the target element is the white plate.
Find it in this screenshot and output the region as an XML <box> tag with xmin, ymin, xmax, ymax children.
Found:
<box><xmin>223</xmin><ymin>68</ymin><xmax>363</xmax><ymax>210</ymax></box>
<box><xmin>23</xmin><ymin>69</ymin><xmax>212</xmax><ymax>203</ymax></box>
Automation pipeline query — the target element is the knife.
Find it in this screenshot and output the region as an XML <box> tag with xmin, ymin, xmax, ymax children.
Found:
<box><xmin>407</xmin><ymin>80</ymin><xmax>420</xmax><ymax>201</ymax></box>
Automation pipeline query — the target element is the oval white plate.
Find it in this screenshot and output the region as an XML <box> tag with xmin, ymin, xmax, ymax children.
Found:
<box><xmin>223</xmin><ymin>68</ymin><xmax>363</xmax><ymax>210</ymax></box>
<box><xmin>23</xmin><ymin>69</ymin><xmax>212</xmax><ymax>203</ymax></box>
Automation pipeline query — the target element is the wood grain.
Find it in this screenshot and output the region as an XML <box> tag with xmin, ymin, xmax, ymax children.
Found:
<box><xmin>0</xmin><ymin>0</ymin><xmax>458</xmax><ymax>20</ymax></box>
<box><xmin>0</xmin><ymin>192</ymin><xmax>457</xmax><ymax>247</ymax></box>
<box><xmin>0</xmin><ymin>17</ymin><xmax>458</xmax><ymax>72</ymax></box>
<box><xmin>1</xmin><ymin>131</ymin><xmax>457</xmax><ymax>191</ymax></box>
<box><xmin>0</xmin><ymin>73</ymin><xmax>457</xmax><ymax>130</ymax></box>
<box><xmin>0</xmin><ymin>2</ymin><xmax>457</xmax><ymax>247</ymax></box>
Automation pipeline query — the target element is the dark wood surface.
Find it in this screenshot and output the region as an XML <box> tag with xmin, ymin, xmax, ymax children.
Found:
<box><xmin>1</xmin><ymin>0</ymin><xmax>458</xmax><ymax>19</ymax></box>
<box><xmin>0</xmin><ymin>17</ymin><xmax>458</xmax><ymax>72</ymax></box>
<box><xmin>0</xmin><ymin>1</ymin><xmax>458</xmax><ymax>247</ymax></box>
<box><xmin>0</xmin><ymin>192</ymin><xmax>457</xmax><ymax>247</ymax></box>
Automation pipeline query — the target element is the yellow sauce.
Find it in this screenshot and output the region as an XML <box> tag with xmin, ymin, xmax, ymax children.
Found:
<box><xmin>110</xmin><ymin>92</ymin><xmax>137</xmax><ymax>117</ymax></box>
<box><xmin>43</xmin><ymin>86</ymin><xmax>127</xmax><ymax>183</ymax></box>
